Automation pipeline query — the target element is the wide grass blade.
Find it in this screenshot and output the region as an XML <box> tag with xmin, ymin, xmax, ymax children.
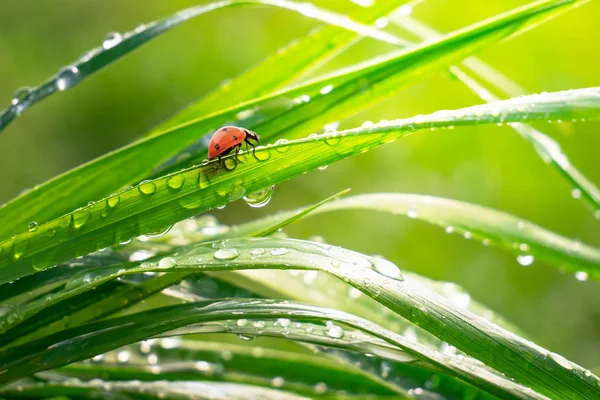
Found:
<box><xmin>0</xmin><ymin>0</ymin><xmax>578</xmax><ymax>239</ymax></box>
<box><xmin>0</xmin><ymin>296</ymin><xmax>545</xmax><ymax>399</ymax></box>
<box><xmin>1</xmin><ymin>86</ymin><xmax>598</xmax><ymax>285</ymax></box>
<box><xmin>0</xmin><ymin>0</ymin><xmax>403</xmax><ymax>134</ymax></box>
<box><xmin>11</xmin><ymin>237</ymin><xmax>592</xmax><ymax>399</ymax></box>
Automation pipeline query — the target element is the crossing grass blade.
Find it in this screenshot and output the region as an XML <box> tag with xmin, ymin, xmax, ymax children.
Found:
<box><xmin>0</xmin><ymin>0</ymin><xmax>579</xmax><ymax>239</ymax></box>
<box><xmin>0</xmin><ymin>86</ymin><xmax>599</xmax><ymax>285</ymax></box>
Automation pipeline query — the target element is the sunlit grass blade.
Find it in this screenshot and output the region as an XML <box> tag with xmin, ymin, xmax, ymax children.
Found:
<box><xmin>0</xmin><ymin>295</ymin><xmax>545</xmax><ymax>399</ymax></box>
<box><xmin>1</xmin><ymin>86</ymin><xmax>599</xmax><ymax>285</ymax></box>
<box><xmin>1</xmin><ymin>379</ymin><xmax>307</xmax><ymax>400</ymax></box>
<box><xmin>390</xmin><ymin>9</ymin><xmax>600</xmax><ymax>215</ymax></box>
<box><xmin>155</xmin><ymin>2</ymin><xmax>409</xmax><ymax>130</ymax></box>
<box><xmin>19</xmin><ymin>237</ymin><xmax>596</xmax><ymax>398</ymax></box>
<box><xmin>0</xmin><ymin>0</ymin><xmax>577</xmax><ymax>240</ymax></box>
<box><xmin>0</xmin><ymin>0</ymin><xmax>403</xmax><ymax>135</ymax></box>
<box><xmin>57</xmin><ymin>341</ymin><xmax>402</xmax><ymax>397</ymax></box>
<box><xmin>0</xmin><ymin>191</ymin><xmax>349</xmax><ymax>346</ymax></box>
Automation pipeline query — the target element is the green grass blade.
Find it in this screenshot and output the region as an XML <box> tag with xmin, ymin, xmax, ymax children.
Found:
<box><xmin>2</xmin><ymin>379</ymin><xmax>307</xmax><ymax>400</ymax></box>
<box><xmin>0</xmin><ymin>0</ymin><xmax>577</xmax><ymax>240</ymax></box>
<box><xmin>0</xmin><ymin>296</ymin><xmax>544</xmax><ymax>399</ymax></box>
<box><xmin>391</xmin><ymin>9</ymin><xmax>600</xmax><ymax>215</ymax></box>
<box><xmin>18</xmin><ymin>237</ymin><xmax>596</xmax><ymax>398</ymax></box>
<box><xmin>0</xmin><ymin>191</ymin><xmax>350</xmax><ymax>346</ymax></box>
<box><xmin>155</xmin><ymin>2</ymin><xmax>409</xmax><ymax>130</ymax></box>
<box><xmin>56</xmin><ymin>341</ymin><xmax>402</xmax><ymax>397</ymax></box>
<box><xmin>1</xmin><ymin>86</ymin><xmax>599</xmax><ymax>285</ymax></box>
<box><xmin>0</xmin><ymin>0</ymin><xmax>403</xmax><ymax>135</ymax></box>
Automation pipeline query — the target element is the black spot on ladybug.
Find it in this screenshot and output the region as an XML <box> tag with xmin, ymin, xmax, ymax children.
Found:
<box><xmin>233</xmin><ymin>135</ymin><xmax>238</xmax><ymax>140</ymax></box>
<box><xmin>214</xmin><ymin>143</ymin><xmax>220</xmax><ymax>150</ymax></box>
<box><xmin>222</xmin><ymin>127</ymin><xmax>228</xmax><ymax>132</ymax></box>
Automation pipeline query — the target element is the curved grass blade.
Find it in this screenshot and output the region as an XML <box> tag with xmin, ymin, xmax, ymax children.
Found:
<box><xmin>57</xmin><ymin>341</ymin><xmax>401</xmax><ymax>397</ymax></box>
<box><xmin>388</xmin><ymin>7</ymin><xmax>600</xmax><ymax>215</ymax></box>
<box><xmin>156</xmin><ymin>1</ymin><xmax>410</xmax><ymax>131</ymax></box>
<box><xmin>13</xmin><ymin>237</ymin><xmax>594</xmax><ymax>398</ymax></box>
<box><xmin>266</xmin><ymin>193</ymin><xmax>600</xmax><ymax>280</ymax></box>
<box><xmin>1</xmin><ymin>86</ymin><xmax>599</xmax><ymax>285</ymax></box>
<box><xmin>0</xmin><ymin>0</ymin><xmax>577</xmax><ymax>239</ymax></box>
<box><xmin>0</xmin><ymin>0</ymin><xmax>404</xmax><ymax>135</ymax></box>
<box><xmin>0</xmin><ymin>190</ymin><xmax>350</xmax><ymax>347</ymax></box>
<box><xmin>0</xmin><ymin>295</ymin><xmax>546</xmax><ymax>399</ymax></box>
<box><xmin>1</xmin><ymin>379</ymin><xmax>308</xmax><ymax>400</ymax></box>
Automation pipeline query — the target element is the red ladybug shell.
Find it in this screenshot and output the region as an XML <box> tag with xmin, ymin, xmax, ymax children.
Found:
<box><xmin>208</xmin><ymin>126</ymin><xmax>247</xmax><ymax>159</ymax></box>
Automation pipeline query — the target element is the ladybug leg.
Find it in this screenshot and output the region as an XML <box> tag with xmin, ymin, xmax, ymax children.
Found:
<box><xmin>216</xmin><ymin>156</ymin><xmax>222</xmax><ymax>171</ymax></box>
<box><xmin>245</xmin><ymin>138</ymin><xmax>257</xmax><ymax>158</ymax></box>
<box><xmin>245</xmin><ymin>141</ymin><xmax>249</xmax><ymax>154</ymax></box>
<box><xmin>235</xmin><ymin>144</ymin><xmax>244</xmax><ymax>163</ymax></box>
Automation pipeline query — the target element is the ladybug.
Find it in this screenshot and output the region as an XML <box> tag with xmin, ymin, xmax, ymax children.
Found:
<box><xmin>208</xmin><ymin>126</ymin><xmax>260</xmax><ymax>169</ymax></box>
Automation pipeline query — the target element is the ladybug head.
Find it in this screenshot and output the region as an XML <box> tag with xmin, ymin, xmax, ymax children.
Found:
<box><xmin>244</xmin><ymin>129</ymin><xmax>260</xmax><ymax>143</ymax></box>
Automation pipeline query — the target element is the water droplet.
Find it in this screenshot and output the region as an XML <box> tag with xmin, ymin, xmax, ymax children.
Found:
<box><xmin>318</xmin><ymin>165</ymin><xmax>328</xmax><ymax>171</ymax></box>
<box><xmin>326</xmin><ymin>324</ymin><xmax>344</xmax><ymax>339</ymax></box>
<box><xmin>571</xmin><ymin>188</ymin><xmax>582</xmax><ymax>199</ymax></box>
<box><xmin>214</xmin><ymin>248</ymin><xmax>239</xmax><ymax>260</ymax></box>
<box><xmin>166</xmin><ymin>175</ymin><xmax>185</xmax><ymax>190</ymax></box>
<box><xmin>243</xmin><ymin>186</ymin><xmax>274</xmax><ymax>208</ymax></box>
<box><xmin>277</xmin><ymin>318</ymin><xmax>292</xmax><ymax>328</ymax></box>
<box><xmin>314</xmin><ymin>382</ymin><xmax>327</xmax><ymax>394</ymax></box>
<box><xmin>107</xmin><ymin>195</ymin><xmax>120</xmax><ymax>208</ymax></box>
<box><xmin>158</xmin><ymin>257</ymin><xmax>177</xmax><ymax>269</ymax></box>
<box><xmin>271</xmin><ymin>377</ymin><xmax>285</xmax><ymax>387</ymax></box>
<box><xmin>237</xmin><ymin>319</ymin><xmax>248</xmax><ymax>327</ymax></box>
<box><xmin>445</xmin><ymin>226</ymin><xmax>454</xmax><ymax>234</ymax></box>
<box><xmin>375</xmin><ymin>17</ymin><xmax>388</xmax><ymax>28</ymax></box>
<box><xmin>584</xmin><ymin>369</ymin><xmax>592</xmax><ymax>377</ymax></box>
<box><xmin>349</xmin><ymin>287</ymin><xmax>362</xmax><ymax>299</ymax></box>
<box><xmin>463</xmin><ymin>231</ymin><xmax>472</xmax><ymax>239</ymax></box>
<box><xmin>11</xmin><ymin>87</ymin><xmax>31</xmax><ymax>115</ymax></box>
<box><xmin>517</xmin><ymin>254</ymin><xmax>534</xmax><ymax>266</ymax></box>
<box><xmin>73</xmin><ymin>208</ymin><xmax>91</xmax><ymax>229</ymax></box>
<box><xmin>251</xmin><ymin>248</ymin><xmax>265</xmax><ymax>256</ymax></box>
<box><xmin>397</xmin><ymin>4</ymin><xmax>412</xmax><ymax>16</ymax></box>
<box><xmin>139</xmin><ymin>180</ymin><xmax>156</xmax><ymax>195</ymax></box>
<box><xmin>28</xmin><ymin>221</ymin><xmax>38</xmax><ymax>232</ymax></box>
<box><xmin>117</xmin><ymin>350</ymin><xmax>130</xmax><ymax>363</ymax></box>
<box><xmin>102</xmin><ymin>32</ymin><xmax>123</xmax><ymax>50</ymax></box>
<box><xmin>325</xmin><ymin>134</ymin><xmax>341</xmax><ymax>146</ymax></box>
<box><xmin>519</xmin><ymin>243</ymin><xmax>530</xmax><ymax>252</ymax></box>
<box><xmin>146</xmin><ymin>225</ymin><xmax>173</xmax><ymax>238</ymax></box>
<box><xmin>575</xmin><ymin>271</ymin><xmax>588</xmax><ymax>281</ymax></box>
<box><xmin>270</xmin><ymin>248</ymin><xmax>289</xmax><ymax>256</ymax></box>
<box><xmin>253</xmin><ymin>320</ymin><xmax>266</xmax><ymax>328</ymax></box>
<box><xmin>254</xmin><ymin>146</ymin><xmax>271</xmax><ymax>161</ymax></box>
<box><xmin>319</xmin><ymin>84</ymin><xmax>334</xmax><ymax>95</ymax></box>
<box><xmin>56</xmin><ymin>66</ymin><xmax>80</xmax><ymax>91</ymax></box>
<box><xmin>407</xmin><ymin>208</ymin><xmax>417</xmax><ymax>219</ymax></box>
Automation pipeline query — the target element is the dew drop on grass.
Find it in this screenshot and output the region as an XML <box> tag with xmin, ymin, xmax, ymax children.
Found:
<box><xmin>251</xmin><ymin>248</ymin><xmax>265</xmax><ymax>256</ymax></box>
<box><xmin>319</xmin><ymin>84</ymin><xmax>334</xmax><ymax>95</ymax></box>
<box><xmin>575</xmin><ymin>271</ymin><xmax>588</xmax><ymax>281</ymax></box>
<box><xmin>397</xmin><ymin>4</ymin><xmax>412</xmax><ymax>16</ymax></box>
<box><xmin>243</xmin><ymin>186</ymin><xmax>274</xmax><ymax>208</ymax></box>
<box><xmin>146</xmin><ymin>225</ymin><xmax>173</xmax><ymax>238</ymax></box>
<box><xmin>11</xmin><ymin>87</ymin><xmax>31</xmax><ymax>116</ymax></box>
<box><xmin>375</xmin><ymin>17</ymin><xmax>388</xmax><ymax>28</ymax></box>
<box><xmin>213</xmin><ymin>248</ymin><xmax>239</xmax><ymax>260</ymax></box>
<box><xmin>107</xmin><ymin>195</ymin><xmax>120</xmax><ymax>208</ymax></box>
<box><xmin>73</xmin><ymin>208</ymin><xmax>91</xmax><ymax>229</ymax></box>
<box><xmin>56</xmin><ymin>66</ymin><xmax>80</xmax><ymax>91</ymax></box>
<box><xmin>407</xmin><ymin>208</ymin><xmax>417</xmax><ymax>219</ymax></box>
<box><xmin>270</xmin><ymin>248</ymin><xmax>289</xmax><ymax>256</ymax></box>
<box><xmin>271</xmin><ymin>377</ymin><xmax>285</xmax><ymax>387</ymax></box>
<box><xmin>445</xmin><ymin>226</ymin><xmax>454</xmax><ymax>234</ymax></box>
<box><xmin>517</xmin><ymin>254</ymin><xmax>534</xmax><ymax>266</ymax></box>
<box><xmin>117</xmin><ymin>350</ymin><xmax>130</xmax><ymax>363</ymax></box>
<box><xmin>318</xmin><ymin>165</ymin><xmax>328</xmax><ymax>171</ymax></box>
<box><xmin>158</xmin><ymin>257</ymin><xmax>177</xmax><ymax>269</ymax></box>
<box><xmin>28</xmin><ymin>221</ymin><xmax>38</xmax><ymax>232</ymax></box>
<box><xmin>571</xmin><ymin>188</ymin><xmax>582</xmax><ymax>199</ymax></box>
<box><xmin>102</xmin><ymin>32</ymin><xmax>123</xmax><ymax>50</ymax></box>
<box><xmin>326</xmin><ymin>324</ymin><xmax>344</xmax><ymax>339</ymax></box>
<box><xmin>166</xmin><ymin>175</ymin><xmax>185</xmax><ymax>190</ymax></box>
<box><xmin>139</xmin><ymin>180</ymin><xmax>156</xmax><ymax>195</ymax></box>
<box><xmin>237</xmin><ymin>319</ymin><xmax>248</xmax><ymax>327</ymax></box>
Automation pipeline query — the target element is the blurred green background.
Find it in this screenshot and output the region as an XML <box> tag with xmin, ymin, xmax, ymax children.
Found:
<box><xmin>1</xmin><ymin>0</ymin><xmax>599</xmax><ymax>368</ymax></box>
